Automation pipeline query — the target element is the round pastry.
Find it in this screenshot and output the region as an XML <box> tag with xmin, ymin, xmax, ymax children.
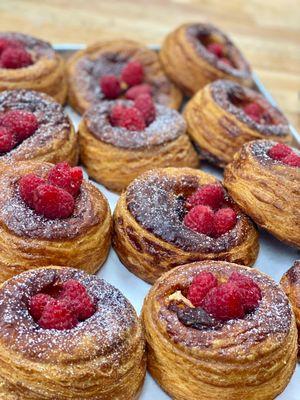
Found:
<box><xmin>67</xmin><ymin>39</ymin><xmax>182</xmax><ymax>114</ymax></box>
<box><xmin>224</xmin><ymin>139</ymin><xmax>300</xmax><ymax>247</ymax></box>
<box><xmin>79</xmin><ymin>98</ymin><xmax>198</xmax><ymax>192</ymax></box>
<box><xmin>0</xmin><ymin>161</ymin><xmax>112</xmax><ymax>283</ymax></box>
<box><xmin>0</xmin><ymin>89</ymin><xmax>78</xmax><ymax>166</ymax></box>
<box><xmin>160</xmin><ymin>22</ymin><xmax>253</xmax><ymax>96</ymax></box>
<box><xmin>113</xmin><ymin>167</ymin><xmax>259</xmax><ymax>284</ymax></box>
<box><xmin>184</xmin><ymin>80</ymin><xmax>292</xmax><ymax>167</ymax></box>
<box><xmin>281</xmin><ymin>260</ymin><xmax>300</xmax><ymax>355</ymax></box>
<box><xmin>0</xmin><ymin>32</ymin><xmax>67</xmax><ymax>103</ymax></box>
<box><xmin>0</xmin><ymin>267</ymin><xmax>146</xmax><ymax>399</ymax></box>
<box><xmin>142</xmin><ymin>261</ymin><xmax>297</xmax><ymax>400</ymax></box>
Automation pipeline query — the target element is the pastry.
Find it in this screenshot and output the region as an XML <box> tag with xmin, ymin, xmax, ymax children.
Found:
<box><xmin>67</xmin><ymin>39</ymin><xmax>182</xmax><ymax>114</ymax></box>
<box><xmin>113</xmin><ymin>167</ymin><xmax>259</xmax><ymax>284</ymax></box>
<box><xmin>160</xmin><ymin>22</ymin><xmax>253</xmax><ymax>96</ymax></box>
<box><xmin>0</xmin><ymin>89</ymin><xmax>78</xmax><ymax>166</ymax></box>
<box><xmin>79</xmin><ymin>96</ymin><xmax>198</xmax><ymax>192</ymax></box>
<box><xmin>142</xmin><ymin>260</ymin><xmax>297</xmax><ymax>400</ymax></box>
<box><xmin>0</xmin><ymin>161</ymin><xmax>112</xmax><ymax>283</ymax></box>
<box><xmin>0</xmin><ymin>266</ymin><xmax>146</xmax><ymax>399</ymax></box>
<box><xmin>184</xmin><ymin>80</ymin><xmax>292</xmax><ymax>167</ymax></box>
<box><xmin>224</xmin><ymin>139</ymin><xmax>300</xmax><ymax>247</ymax></box>
<box><xmin>0</xmin><ymin>32</ymin><xmax>67</xmax><ymax>103</ymax></box>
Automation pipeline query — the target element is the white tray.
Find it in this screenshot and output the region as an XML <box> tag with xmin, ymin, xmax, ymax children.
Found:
<box><xmin>61</xmin><ymin>45</ymin><xmax>299</xmax><ymax>399</ymax></box>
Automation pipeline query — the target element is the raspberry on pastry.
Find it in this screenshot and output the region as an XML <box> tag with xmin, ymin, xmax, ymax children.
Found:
<box><xmin>134</xmin><ymin>94</ymin><xmax>156</xmax><ymax>125</ymax></box>
<box><xmin>47</xmin><ymin>162</ymin><xmax>83</xmax><ymax>197</ymax></box>
<box><xmin>214</xmin><ymin>208</ymin><xmax>237</xmax><ymax>236</ymax></box>
<box><xmin>121</xmin><ymin>60</ymin><xmax>144</xmax><ymax>86</ymax></box>
<box><xmin>187</xmin><ymin>272</ymin><xmax>218</xmax><ymax>307</ymax></box>
<box><xmin>33</xmin><ymin>184</ymin><xmax>75</xmax><ymax>219</ymax></box>
<box><xmin>186</xmin><ymin>184</ymin><xmax>225</xmax><ymax>210</ymax></box>
<box><xmin>184</xmin><ymin>205</ymin><xmax>215</xmax><ymax>236</ymax></box>
<box><xmin>0</xmin><ymin>126</ymin><xmax>17</xmax><ymax>153</ymax></box>
<box><xmin>267</xmin><ymin>142</ymin><xmax>292</xmax><ymax>160</ymax></box>
<box><xmin>19</xmin><ymin>173</ymin><xmax>46</xmax><ymax>209</ymax></box>
<box><xmin>0</xmin><ymin>46</ymin><xmax>33</xmax><ymax>69</ymax></box>
<box><xmin>125</xmin><ymin>83</ymin><xmax>152</xmax><ymax>100</ymax></box>
<box><xmin>100</xmin><ymin>75</ymin><xmax>121</xmax><ymax>99</ymax></box>
<box><xmin>0</xmin><ymin>109</ymin><xmax>38</xmax><ymax>141</ymax></box>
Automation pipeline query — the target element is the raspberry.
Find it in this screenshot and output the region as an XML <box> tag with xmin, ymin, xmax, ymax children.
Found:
<box><xmin>229</xmin><ymin>272</ymin><xmax>261</xmax><ymax>312</ymax></box>
<box><xmin>47</xmin><ymin>162</ymin><xmax>83</xmax><ymax>197</ymax></box>
<box><xmin>202</xmin><ymin>282</ymin><xmax>245</xmax><ymax>321</ymax></box>
<box><xmin>100</xmin><ymin>75</ymin><xmax>121</xmax><ymax>99</ymax></box>
<box><xmin>19</xmin><ymin>174</ymin><xmax>46</xmax><ymax>209</ymax></box>
<box><xmin>121</xmin><ymin>60</ymin><xmax>144</xmax><ymax>86</ymax></box>
<box><xmin>125</xmin><ymin>83</ymin><xmax>152</xmax><ymax>100</ymax></box>
<box><xmin>243</xmin><ymin>102</ymin><xmax>264</xmax><ymax>123</ymax></box>
<box><xmin>0</xmin><ymin>126</ymin><xmax>16</xmax><ymax>153</ymax></box>
<box><xmin>187</xmin><ymin>272</ymin><xmax>218</xmax><ymax>307</ymax></box>
<box><xmin>134</xmin><ymin>94</ymin><xmax>156</xmax><ymax>125</ymax></box>
<box><xmin>38</xmin><ymin>298</ymin><xmax>78</xmax><ymax>330</ymax></box>
<box><xmin>0</xmin><ymin>46</ymin><xmax>33</xmax><ymax>69</ymax></box>
<box><xmin>282</xmin><ymin>152</ymin><xmax>300</xmax><ymax>167</ymax></box>
<box><xmin>33</xmin><ymin>184</ymin><xmax>75</xmax><ymax>219</ymax></box>
<box><xmin>206</xmin><ymin>43</ymin><xmax>223</xmax><ymax>57</ymax></box>
<box><xmin>29</xmin><ymin>293</ymin><xmax>52</xmax><ymax>321</ymax></box>
<box><xmin>184</xmin><ymin>205</ymin><xmax>215</xmax><ymax>236</ymax></box>
<box><xmin>186</xmin><ymin>184</ymin><xmax>225</xmax><ymax>210</ymax></box>
<box><xmin>0</xmin><ymin>110</ymin><xmax>38</xmax><ymax>141</ymax></box>
<box><xmin>214</xmin><ymin>208</ymin><xmax>237</xmax><ymax>237</ymax></box>
<box><xmin>110</xmin><ymin>104</ymin><xmax>127</xmax><ymax>127</ymax></box>
<box><xmin>0</xmin><ymin>38</ymin><xmax>23</xmax><ymax>54</ymax></box>
<box><xmin>117</xmin><ymin>107</ymin><xmax>146</xmax><ymax>131</ymax></box>
<box><xmin>219</xmin><ymin>57</ymin><xmax>233</xmax><ymax>67</ymax></box>
<box><xmin>268</xmin><ymin>143</ymin><xmax>292</xmax><ymax>160</ymax></box>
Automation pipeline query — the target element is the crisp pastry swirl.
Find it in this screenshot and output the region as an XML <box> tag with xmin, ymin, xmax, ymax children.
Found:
<box><xmin>0</xmin><ymin>162</ymin><xmax>112</xmax><ymax>282</ymax></box>
<box><xmin>142</xmin><ymin>261</ymin><xmax>298</xmax><ymax>400</ymax></box>
<box><xmin>0</xmin><ymin>89</ymin><xmax>78</xmax><ymax>166</ymax></box>
<box><xmin>160</xmin><ymin>23</ymin><xmax>253</xmax><ymax>96</ymax></box>
<box><xmin>184</xmin><ymin>80</ymin><xmax>292</xmax><ymax>167</ymax></box>
<box><xmin>0</xmin><ymin>32</ymin><xmax>67</xmax><ymax>103</ymax></box>
<box><xmin>67</xmin><ymin>39</ymin><xmax>182</xmax><ymax>114</ymax></box>
<box><xmin>0</xmin><ymin>267</ymin><xmax>146</xmax><ymax>399</ymax></box>
<box><xmin>224</xmin><ymin>139</ymin><xmax>300</xmax><ymax>247</ymax></box>
<box><xmin>113</xmin><ymin>167</ymin><xmax>259</xmax><ymax>283</ymax></box>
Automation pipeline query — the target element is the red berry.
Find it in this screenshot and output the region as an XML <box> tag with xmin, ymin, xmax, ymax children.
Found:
<box><xmin>202</xmin><ymin>282</ymin><xmax>245</xmax><ymax>321</ymax></box>
<box><xmin>19</xmin><ymin>173</ymin><xmax>46</xmax><ymax>209</ymax></box>
<box><xmin>121</xmin><ymin>61</ymin><xmax>144</xmax><ymax>87</ymax></box>
<box><xmin>110</xmin><ymin>104</ymin><xmax>127</xmax><ymax>127</ymax></box>
<box><xmin>186</xmin><ymin>184</ymin><xmax>225</xmax><ymax>210</ymax></box>
<box><xmin>214</xmin><ymin>208</ymin><xmax>237</xmax><ymax>237</ymax></box>
<box><xmin>29</xmin><ymin>293</ymin><xmax>52</xmax><ymax>321</ymax></box>
<box><xmin>0</xmin><ymin>38</ymin><xmax>23</xmax><ymax>54</ymax></box>
<box><xmin>0</xmin><ymin>46</ymin><xmax>32</xmax><ymax>69</ymax></box>
<box><xmin>184</xmin><ymin>205</ymin><xmax>215</xmax><ymax>236</ymax></box>
<box><xmin>243</xmin><ymin>102</ymin><xmax>264</xmax><ymax>123</ymax></box>
<box><xmin>125</xmin><ymin>83</ymin><xmax>152</xmax><ymax>100</ymax></box>
<box><xmin>206</xmin><ymin>43</ymin><xmax>224</xmax><ymax>57</ymax></box>
<box><xmin>38</xmin><ymin>298</ymin><xmax>78</xmax><ymax>330</ymax></box>
<box><xmin>0</xmin><ymin>126</ymin><xmax>17</xmax><ymax>153</ymax></box>
<box><xmin>117</xmin><ymin>107</ymin><xmax>146</xmax><ymax>131</ymax></box>
<box><xmin>268</xmin><ymin>143</ymin><xmax>292</xmax><ymax>161</ymax></box>
<box><xmin>33</xmin><ymin>184</ymin><xmax>75</xmax><ymax>219</ymax></box>
<box><xmin>219</xmin><ymin>57</ymin><xmax>233</xmax><ymax>67</ymax></box>
<box><xmin>134</xmin><ymin>93</ymin><xmax>156</xmax><ymax>125</ymax></box>
<box><xmin>282</xmin><ymin>152</ymin><xmax>300</xmax><ymax>167</ymax></box>
<box><xmin>47</xmin><ymin>162</ymin><xmax>83</xmax><ymax>197</ymax></box>
<box><xmin>187</xmin><ymin>272</ymin><xmax>218</xmax><ymax>307</ymax></box>
<box><xmin>229</xmin><ymin>272</ymin><xmax>262</xmax><ymax>312</ymax></box>
<box><xmin>0</xmin><ymin>110</ymin><xmax>38</xmax><ymax>142</ymax></box>
<box><xmin>100</xmin><ymin>75</ymin><xmax>121</xmax><ymax>99</ymax></box>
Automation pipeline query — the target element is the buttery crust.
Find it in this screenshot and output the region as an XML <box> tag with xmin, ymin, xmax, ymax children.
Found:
<box><xmin>0</xmin><ymin>267</ymin><xmax>146</xmax><ymax>399</ymax></box>
<box><xmin>67</xmin><ymin>39</ymin><xmax>182</xmax><ymax>114</ymax></box>
<box><xmin>224</xmin><ymin>140</ymin><xmax>300</xmax><ymax>248</ymax></box>
<box><xmin>113</xmin><ymin>167</ymin><xmax>259</xmax><ymax>284</ymax></box>
<box><xmin>184</xmin><ymin>80</ymin><xmax>293</xmax><ymax>167</ymax></box>
<box><xmin>0</xmin><ymin>32</ymin><xmax>67</xmax><ymax>104</ymax></box>
<box><xmin>160</xmin><ymin>23</ymin><xmax>253</xmax><ymax>96</ymax></box>
<box><xmin>142</xmin><ymin>261</ymin><xmax>298</xmax><ymax>400</ymax></box>
<box><xmin>0</xmin><ymin>162</ymin><xmax>112</xmax><ymax>283</ymax></box>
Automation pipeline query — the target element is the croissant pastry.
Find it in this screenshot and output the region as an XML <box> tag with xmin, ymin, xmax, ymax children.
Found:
<box><xmin>142</xmin><ymin>261</ymin><xmax>297</xmax><ymax>399</ymax></box>
<box><xmin>113</xmin><ymin>167</ymin><xmax>259</xmax><ymax>284</ymax></box>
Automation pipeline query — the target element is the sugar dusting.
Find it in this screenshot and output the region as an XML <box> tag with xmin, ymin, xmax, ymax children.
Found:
<box><xmin>250</xmin><ymin>140</ymin><xmax>300</xmax><ymax>167</ymax></box>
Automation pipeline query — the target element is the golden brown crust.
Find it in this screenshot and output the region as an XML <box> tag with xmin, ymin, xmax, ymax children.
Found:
<box><xmin>224</xmin><ymin>140</ymin><xmax>300</xmax><ymax>248</ymax></box>
<box><xmin>160</xmin><ymin>23</ymin><xmax>253</xmax><ymax>96</ymax></box>
<box><xmin>0</xmin><ymin>162</ymin><xmax>112</xmax><ymax>283</ymax></box>
<box><xmin>113</xmin><ymin>167</ymin><xmax>259</xmax><ymax>284</ymax></box>
<box><xmin>142</xmin><ymin>261</ymin><xmax>298</xmax><ymax>400</ymax></box>
<box><xmin>184</xmin><ymin>80</ymin><xmax>293</xmax><ymax>167</ymax></box>
<box><xmin>67</xmin><ymin>39</ymin><xmax>182</xmax><ymax>114</ymax></box>
<box><xmin>0</xmin><ymin>267</ymin><xmax>146</xmax><ymax>399</ymax></box>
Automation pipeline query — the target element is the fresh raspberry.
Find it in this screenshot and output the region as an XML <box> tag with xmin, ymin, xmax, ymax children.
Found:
<box><xmin>0</xmin><ymin>126</ymin><xmax>16</xmax><ymax>153</ymax></box>
<box><xmin>243</xmin><ymin>102</ymin><xmax>264</xmax><ymax>123</ymax></box>
<box><xmin>186</xmin><ymin>184</ymin><xmax>225</xmax><ymax>210</ymax></box>
<box><xmin>229</xmin><ymin>272</ymin><xmax>262</xmax><ymax>312</ymax></box>
<box><xmin>187</xmin><ymin>272</ymin><xmax>218</xmax><ymax>307</ymax></box>
<box><xmin>202</xmin><ymin>282</ymin><xmax>245</xmax><ymax>321</ymax></box>
<box><xmin>19</xmin><ymin>174</ymin><xmax>46</xmax><ymax>209</ymax></box>
<box><xmin>0</xmin><ymin>38</ymin><xmax>23</xmax><ymax>54</ymax></box>
<box><xmin>33</xmin><ymin>184</ymin><xmax>75</xmax><ymax>219</ymax></box>
<box><xmin>121</xmin><ymin>60</ymin><xmax>144</xmax><ymax>86</ymax></box>
<box><xmin>38</xmin><ymin>298</ymin><xmax>78</xmax><ymax>330</ymax></box>
<box><xmin>0</xmin><ymin>46</ymin><xmax>33</xmax><ymax>69</ymax></box>
<box><xmin>47</xmin><ymin>162</ymin><xmax>83</xmax><ymax>197</ymax></box>
<box><xmin>282</xmin><ymin>152</ymin><xmax>300</xmax><ymax>167</ymax></box>
<box><xmin>100</xmin><ymin>75</ymin><xmax>121</xmax><ymax>99</ymax></box>
<box><xmin>267</xmin><ymin>143</ymin><xmax>292</xmax><ymax>160</ymax></box>
<box><xmin>0</xmin><ymin>110</ymin><xmax>38</xmax><ymax>141</ymax></box>
<box><xmin>125</xmin><ymin>83</ymin><xmax>152</xmax><ymax>100</ymax></box>
<box><xmin>134</xmin><ymin>94</ymin><xmax>156</xmax><ymax>125</ymax></box>
<box><xmin>110</xmin><ymin>104</ymin><xmax>127</xmax><ymax>126</ymax></box>
<box><xmin>214</xmin><ymin>208</ymin><xmax>237</xmax><ymax>237</ymax></box>
<box><xmin>206</xmin><ymin>43</ymin><xmax>224</xmax><ymax>57</ymax></box>
<box><xmin>117</xmin><ymin>107</ymin><xmax>146</xmax><ymax>131</ymax></box>
<box><xmin>29</xmin><ymin>293</ymin><xmax>52</xmax><ymax>321</ymax></box>
<box><xmin>184</xmin><ymin>205</ymin><xmax>215</xmax><ymax>236</ymax></box>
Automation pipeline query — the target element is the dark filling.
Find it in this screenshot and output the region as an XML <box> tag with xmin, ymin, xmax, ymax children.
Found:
<box><xmin>169</xmin><ymin>303</ymin><xmax>222</xmax><ymax>330</ymax></box>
